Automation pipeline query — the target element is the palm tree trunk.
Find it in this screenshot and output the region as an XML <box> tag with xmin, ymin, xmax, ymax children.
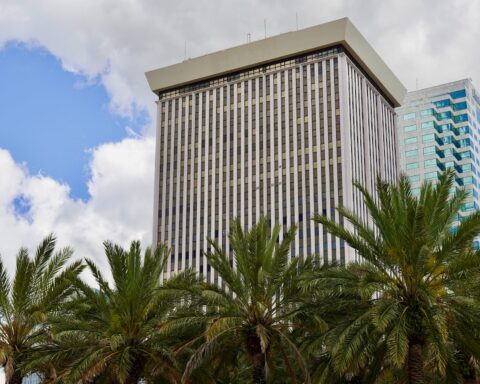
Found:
<box><xmin>246</xmin><ymin>335</ymin><xmax>266</xmax><ymax>384</ymax></box>
<box><xmin>7</xmin><ymin>370</ymin><xmax>23</xmax><ymax>384</ymax></box>
<box><xmin>252</xmin><ymin>353</ymin><xmax>266</xmax><ymax>384</ymax></box>
<box><xmin>407</xmin><ymin>342</ymin><xmax>424</xmax><ymax>384</ymax></box>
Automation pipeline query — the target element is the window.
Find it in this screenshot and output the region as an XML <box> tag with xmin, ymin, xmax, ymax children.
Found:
<box><xmin>453</xmin><ymin>101</ymin><xmax>467</xmax><ymax>111</ymax></box>
<box><xmin>408</xmin><ymin>175</ymin><xmax>420</xmax><ymax>182</ymax></box>
<box><xmin>433</xmin><ymin>99</ymin><xmax>449</xmax><ymax>108</ymax></box>
<box><xmin>450</xmin><ymin>89</ymin><xmax>466</xmax><ymax>99</ymax></box>
<box><xmin>423</xmin><ymin>146</ymin><xmax>435</xmax><ymax>155</ymax></box>
<box><xmin>444</xmin><ymin>161</ymin><xmax>454</xmax><ymax>169</ymax></box>
<box><xmin>454</xmin><ymin>114</ymin><xmax>468</xmax><ymax>123</ymax></box>
<box><xmin>423</xmin><ymin>133</ymin><xmax>435</xmax><ymax>142</ymax></box>
<box><xmin>405</xmin><ymin>137</ymin><xmax>418</xmax><ymax>144</ymax></box>
<box><xmin>406</xmin><ymin>162</ymin><xmax>419</xmax><ymax>170</ymax></box>
<box><xmin>424</xmin><ymin>159</ymin><xmax>436</xmax><ymax>168</ymax></box>
<box><xmin>405</xmin><ymin>149</ymin><xmax>418</xmax><ymax>157</ymax></box>
<box><xmin>403</xmin><ymin>112</ymin><xmax>416</xmax><ymax>120</ymax></box>
<box><xmin>421</xmin><ymin>121</ymin><xmax>434</xmax><ymax>130</ymax></box>
<box><xmin>425</xmin><ymin>172</ymin><xmax>437</xmax><ymax>180</ymax></box>
<box><xmin>459</xmin><ymin>151</ymin><xmax>471</xmax><ymax>159</ymax></box>
<box><xmin>404</xmin><ymin>124</ymin><xmax>417</xmax><ymax>132</ymax></box>
<box><xmin>462</xmin><ymin>202</ymin><xmax>476</xmax><ymax>211</ymax></box>
<box><xmin>462</xmin><ymin>176</ymin><xmax>474</xmax><ymax>185</ymax></box>
<box><xmin>411</xmin><ymin>188</ymin><xmax>420</xmax><ymax>195</ymax></box>
<box><xmin>421</xmin><ymin>109</ymin><xmax>433</xmax><ymax>117</ymax></box>
<box><xmin>460</xmin><ymin>164</ymin><xmax>472</xmax><ymax>172</ymax></box>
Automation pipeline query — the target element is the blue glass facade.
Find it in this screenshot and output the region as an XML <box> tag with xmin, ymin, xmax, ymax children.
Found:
<box><xmin>396</xmin><ymin>79</ymin><xmax>480</xmax><ymax>245</ymax></box>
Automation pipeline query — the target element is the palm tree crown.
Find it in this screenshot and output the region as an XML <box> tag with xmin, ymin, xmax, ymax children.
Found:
<box><xmin>182</xmin><ymin>217</ymin><xmax>311</xmax><ymax>384</ymax></box>
<box><xmin>309</xmin><ymin>170</ymin><xmax>480</xmax><ymax>383</ymax></box>
<box><xmin>46</xmin><ymin>240</ymin><xmax>196</xmax><ymax>384</ymax></box>
<box><xmin>0</xmin><ymin>234</ymin><xmax>83</xmax><ymax>384</ymax></box>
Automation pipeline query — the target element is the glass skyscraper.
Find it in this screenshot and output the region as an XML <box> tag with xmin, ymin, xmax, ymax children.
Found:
<box><xmin>397</xmin><ymin>79</ymin><xmax>480</xmax><ymax>239</ymax></box>
<box><xmin>146</xmin><ymin>18</ymin><xmax>406</xmax><ymax>279</ymax></box>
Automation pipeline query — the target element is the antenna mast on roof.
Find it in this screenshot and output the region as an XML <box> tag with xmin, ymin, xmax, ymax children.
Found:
<box><xmin>247</xmin><ymin>33</ymin><xmax>251</xmax><ymax>43</ymax></box>
<box><xmin>184</xmin><ymin>40</ymin><xmax>187</xmax><ymax>61</ymax></box>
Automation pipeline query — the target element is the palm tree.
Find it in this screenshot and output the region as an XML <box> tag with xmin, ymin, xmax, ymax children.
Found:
<box><xmin>0</xmin><ymin>234</ymin><xmax>83</xmax><ymax>384</ymax></box>
<box><xmin>308</xmin><ymin>170</ymin><xmax>480</xmax><ymax>383</ymax></box>
<box><xmin>44</xmin><ymin>240</ymin><xmax>198</xmax><ymax>384</ymax></box>
<box><xmin>181</xmin><ymin>217</ymin><xmax>311</xmax><ymax>384</ymax></box>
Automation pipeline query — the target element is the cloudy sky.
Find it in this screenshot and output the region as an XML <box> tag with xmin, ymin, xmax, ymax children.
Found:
<box><xmin>0</xmin><ymin>0</ymin><xmax>479</xmax><ymax>276</ymax></box>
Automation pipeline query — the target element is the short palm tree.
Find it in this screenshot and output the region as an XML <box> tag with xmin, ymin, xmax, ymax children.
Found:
<box><xmin>44</xmin><ymin>240</ymin><xmax>198</xmax><ymax>384</ymax></box>
<box><xmin>182</xmin><ymin>217</ymin><xmax>311</xmax><ymax>384</ymax></box>
<box><xmin>308</xmin><ymin>170</ymin><xmax>480</xmax><ymax>383</ymax></box>
<box><xmin>0</xmin><ymin>234</ymin><xmax>83</xmax><ymax>384</ymax></box>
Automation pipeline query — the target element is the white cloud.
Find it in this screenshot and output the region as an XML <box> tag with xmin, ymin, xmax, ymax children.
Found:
<box><xmin>0</xmin><ymin>137</ymin><xmax>155</xmax><ymax>275</ymax></box>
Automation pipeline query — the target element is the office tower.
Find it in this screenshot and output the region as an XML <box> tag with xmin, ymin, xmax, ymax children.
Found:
<box><xmin>396</xmin><ymin>79</ymin><xmax>480</xmax><ymax>242</ymax></box>
<box><xmin>146</xmin><ymin>18</ymin><xmax>406</xmax><ymax>279</ymax></box>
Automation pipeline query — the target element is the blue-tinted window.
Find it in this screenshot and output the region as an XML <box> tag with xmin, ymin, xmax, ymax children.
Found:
<box><xmin>457</xmin><ymin>138</ymin><xmax>471</xmax><ymax>147</ymax></box>
<box><xmin>406</xmin><ymin>162</ymin><xmax>419</xmax><ymax>170</ymax></box>
<box><xmin>454</xmin><ymin>114</ymin><xmax>468</xmax><ymax>123</ymax></box>
<box><xmin>444</xmin><ymin>161</ymin><xmax>454</xmax><ymax>169</ymax></box>
<box><xmin>403</xmin><ymin>112</ymin><xmax>416</xmax><ymax>120</ymax></box>
<box><xmin>424</xmin><ymin>159</ymin><xmax>436</xmax><ymax>168</ymax></box>
<box><xmin>421</xmin><ymin>121</ymin><xmax>434</xmax><ymax>130</ymax></box>
<box><xmin>404</xmin><ymin>124</ymin><xmax>416</xmax><ymax>132</ymax></box>
<box><xmin>433</xmin><ymin>99</ymin><xmax>450</xmax><ymax>108</ymax></box>
<box><xmin>438</xmin><ymin>123</ymin><xmax>450</xmax><ymax>132</ymax></box>
<box><xmin>450</xmin><ymin>89</ymin><xmax>466</xmax><ymax>99</ymax></box>
<box><xmin>443</xmin><ymin>148</ymin><xmax>454</xmax><ymax>157</ymax></box>
<box><xmin>423</xmin><ymin>146</ymin><xmax>435</xmax><ymax>154</ymax></box>
<box><xmin>411</xmin><ymin>188</ymin><xmax>420</xmax><ymax>195</ymax></box>
<box><xmin>459</xmin><ymin>151</ymin><xmax>471</xmax><ymax>159</ymax></box>
<box><xmin>405</xmin><ymin>149</ymin><xmax>418</xmax><ymax>157</ymax></box>
<box><xmin>462</xmin><ymin>176</ymin><xmax>474</xmax><ymax>185</ymax></box>
<box><xmin>453</xmin><ymin>101</ymin><xmax>467</xmax><ymax>111</ymax></box>
<box><xmin>425</xmin><ymin>172</ymin><xmax>438</xmax><ymax>180</ymax></box>
<box><xmin>461</xmin><ymin>202</ymin><xmax>476</xmax><ymax>211</ymax></box>
<box><xmin>405</xmin><ymin>137</ymin><xmax>417</xmax><ymax>144</ymax></box>
<box><xmin>421</xmin><ymin>109</ymin><xmax>433</xmax><ymax>117</ymax></box>
<box><xmin>423</xmin><ymin>133</ymin><xmax>435</xmax><ymax>142</ymax></box>
<box><xmin>408</xmin><ymin>175</ymin><xmax>420</xmax><ymax>182</ymax></box>
<box><xmin>460</xmin><ymin>164</ymin><xmax>472</xmax><ymax>172</ymax></box>
<box><xmin>438</xmin><ymin>111</ymin><xmax>452</xmax><ymax>120</ymax></box>
<box><xmin>456</xmin><ymin>126</ymin><xmax>469</xmax><ymax>135</ymax></box>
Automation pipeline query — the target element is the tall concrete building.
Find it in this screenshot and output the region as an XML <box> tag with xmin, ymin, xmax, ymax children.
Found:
<box><xmin>146</xmin><ymin>18</ymin><xmax>406</xmax><ymax>279</ymax></box>
<box><xmin>396</xmin><ymin>79</ymin><xmax>480</xmax><ymax>241</ymax></box>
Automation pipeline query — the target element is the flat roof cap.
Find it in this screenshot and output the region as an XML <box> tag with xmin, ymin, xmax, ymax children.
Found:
<box><xmin>145</xmin><ymin>17</ymin><xmax>406</xmax><ymax>107</ymax></box>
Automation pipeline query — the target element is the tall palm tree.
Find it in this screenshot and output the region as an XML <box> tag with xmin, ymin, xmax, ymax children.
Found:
<box><xmin>308</xmin><ymin>170</ymin><xmax>480</xmax><ymax>383</ymax></box>
<box><xmin>43</xmin><ymin>240</ymin><xmax>198</xmax><ymax>384</ymax></box>
<box><xmin>0</xmin><ymin>234</ymin><xmax>83</xmax><ymax>384</ymax></box>
<box><xmin>181</xmin><ymin>217</ymin><xmax>311</xmax><ymax>384</ymax></box>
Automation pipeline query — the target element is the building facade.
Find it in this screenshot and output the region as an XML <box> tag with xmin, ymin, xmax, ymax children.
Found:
<box><xmin>396</xmin><ymin>79</ymin><xmax>480</xmax><ymax>237</ymax></box>
<box><xmin>146</xmin><ymin>18</ymin><xmax>406</xmax><ymax>279</ymax></box>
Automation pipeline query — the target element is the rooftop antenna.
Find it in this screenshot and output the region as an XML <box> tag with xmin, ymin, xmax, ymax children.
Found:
<box><xmin>247</xmin><ymin>33</ymin><xmax>251</xmax><ymax>43</ymax></box>
<box><xmin>264</xmin><ymin>19</ymin><xmax>267</xmax><ymax>38</ymax></box>
<box><xmin>184</xmin><ymin>40</ymin><xmax>187</xmax><ymax>61</ymax></box>
<box><xmin>296</xmin><ymin>12</ymin><xmax>299</xmax><ymax>31</ymax></box>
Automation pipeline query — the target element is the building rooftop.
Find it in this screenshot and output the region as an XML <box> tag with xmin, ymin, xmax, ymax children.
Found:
<box><xmin>145</xmin><ymin>17</ymin><xmax>406</xmax><ymax>107</ymax></box>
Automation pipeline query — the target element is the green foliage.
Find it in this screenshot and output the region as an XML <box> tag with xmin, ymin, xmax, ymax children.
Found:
<box><xmin>309</xmin><ymin>169</ymin><xmax>480</xmax><ymax>383</ymax></box>
<box><xmin>0</xmin><ymin>234</ymin><xmax>83</xmax><ymax>383</ymax></box>
<box><xmin>37</xmin><ymin>240</ymin><xmax>200</xmax><ymax>384</ymax></box>
<box><xmin>181</xmin><ymin>217</ymin><xmax>312</xmax><ymax>384</ymax></box>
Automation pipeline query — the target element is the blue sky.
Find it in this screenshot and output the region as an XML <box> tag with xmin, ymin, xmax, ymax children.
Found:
<box><xmin>0</xmin><ymin>42</ymin><xmax>148</xmax><ymax>200</ymax></box>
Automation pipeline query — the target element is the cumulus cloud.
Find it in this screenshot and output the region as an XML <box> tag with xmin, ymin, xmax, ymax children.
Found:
<box><xmin>0</xmin><ymin>137</ymin><xmax>155</xmax><ymax>274</ymax></box>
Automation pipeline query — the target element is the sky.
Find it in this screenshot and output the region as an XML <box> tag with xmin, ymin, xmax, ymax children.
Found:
<box><xmin>0</xmin><ymin>0</ymin><xmax>480</xmax><ymax>277</ymax></box>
